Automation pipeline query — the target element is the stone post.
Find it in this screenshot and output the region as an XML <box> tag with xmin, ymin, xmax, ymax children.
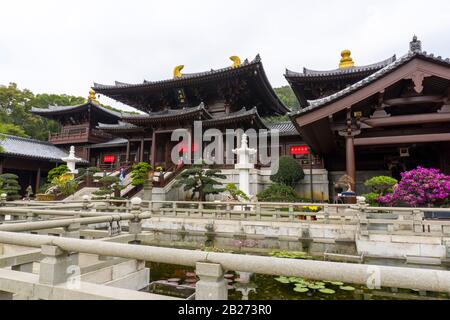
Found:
<box><xmin>64</xmin><ymin>223</ymin><xmax>80</xmax><ymax>266</ymax></box>
<box><xmin>413</xmin><ymin>209</ymin><xmax>424</xmax><ymax>233</ymax></box>
<box><xmin>82</xmin><ymin>195</ymin><xmax>90</xmax><ymax>211</ymax></box>
<box><xmin>39</xmin><ymin>245</ymin><xmax>72</xmax><ymax>285</ymax></box>
<box><xmin>195</xmin><ymin>262</ymin><xmax>228</xmax><ymax>300</ymax></box>
<box><xmin>0</xmin><ymin>193</ymin><xmax>6</xmax><ymax>223</ymax></box>
<box><xmin>27</xmin><ymin>211</ymin><xmax>38</xmax><ymax>222</ymax></box>
<box><xmin>129</xmin><ymin>197</ymin><xmax>143</xmax><ymax>244</ymax></box>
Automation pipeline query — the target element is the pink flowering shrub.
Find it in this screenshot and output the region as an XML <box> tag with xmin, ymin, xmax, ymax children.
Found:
<box><xmin>378</xmin><ymin>166</ymin><xmax>450</xmax><ymax>207</ymax></box>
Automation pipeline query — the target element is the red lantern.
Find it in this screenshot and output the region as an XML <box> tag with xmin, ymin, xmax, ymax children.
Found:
<box><xmin>290</xmin><ymin>145</ymin><xmax>309</xmax><ymax>155</ymax></box>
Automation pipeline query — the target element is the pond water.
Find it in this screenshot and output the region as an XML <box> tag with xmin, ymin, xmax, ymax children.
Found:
<box><xmin>140</xmin><ymin>231</ymin><xmax>450</xmax><ymax>300</ymax></box>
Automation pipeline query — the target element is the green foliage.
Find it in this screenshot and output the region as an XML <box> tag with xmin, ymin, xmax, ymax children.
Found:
<box><xmin>93</xmin><ymin>175</ymin><xmax>123</xmax><ymax>198</ymax></box>
<box><xmin>271</xmin><ymin>156</ymin><xmax>305</xmax><ymax>188</ymax></box>
<box><xmin>174</xmin><ymin>164</ymin><xmax>226</xmax><ymax>201</ymax></box>
<box><xmin>224</xmin><ymin>183</ymin><xmax>250</xmax><ymax>201</ymax></box>
<box><xmin>364</xmin><ymin>176</ymin><xmax>398</xmax><ymax>194</ymax></box>
<box><xmin>363</xmin><ymin>175</ymin><xmax>398</xmax><ymax>205</ymax></box>
<box><xmin>47</xmin><ymin>165</ymin><xmax>69</xmax><ymax>183</ymax></box>
<box><xmin>131</xmin><ymin>162</ymin><xmax>152</xmax><ymax>186</ymax></box>
<box><xmin>269</xmin><ymin>250</ymin><xmax>311</xmax><ymax>259</ymax></box>
<box><xmin>256</xmin><ymin>183</ymin><xmax>301</xmax><ymax>202</ymax></box>
<box><xmin>274</xmin><ymin>86</ymin><xmax>300</xmax><ymax>110</ymax></box>
<box><xmin>0</xmin><ymin>123</ymin><xmax>27</xmax><ymax>137</ymax></box>
<box><xmin>51</xmin><ymin>174</ymin><xmax>77</xmax><ymax>197</ymax></box>
<box><xmin>0</xmin><ymin>173</ymin><xmax>21</xmax><ymax>200</ymax></box>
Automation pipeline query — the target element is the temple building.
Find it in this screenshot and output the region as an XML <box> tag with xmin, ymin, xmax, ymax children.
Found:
<box><xmin>0</xmin><ymin>134</ymin><xmax>74</xmax><ymax>194</ymax></box>
<box><xmin>32</xmin><ymin>55</ymin><xmax>323</xmax><ymax>199</ymax></box>
<box><xmin>29</xmin><ymin>37</ymin><xmax>450</xmax><ymax>200</ymax></box>
<box><xmin>289</xmin><ymin>37</ymin><xmax>450</xmax><ymax>196</ymax></box>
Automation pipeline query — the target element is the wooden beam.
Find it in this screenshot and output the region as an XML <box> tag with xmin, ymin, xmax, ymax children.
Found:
<box><xmin>354</xmin><ymin>133</ymin><xmax>450</xmax><ymax>146</ymax></box>
<box><xmin>362</xmin><ymin>112</ymin><xmax>450</xmax><ymax>127</ymax></box>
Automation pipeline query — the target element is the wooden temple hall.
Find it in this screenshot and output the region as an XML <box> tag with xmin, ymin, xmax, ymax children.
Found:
<box><xmin>29</xmin><ymin>36</ymin><xmax>450</xmax><ymax>197</ymax></box>
<box><xmin>289</xmin><ymin>36</ymin><xmax>450</xmax><ymax>192</ymax></box>
<box><xmin>32</xmin><ymin>55</ymin><xmax>313</xmax><ymax>173</ymax></box>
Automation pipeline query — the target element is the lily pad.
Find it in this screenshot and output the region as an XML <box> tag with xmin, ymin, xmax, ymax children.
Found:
<box><xmin>293</xmin><ymin>287</ymin><xmax>309</xmax><ymax>293</ymax></box>
<box><xmin>295</xmin><ymin>283</ymin><xmax>307</xmax><ymax>288</ymax></box>
<box><xmin>330</xmin><ymin>281</ymin><xmax>344</xmax><ymax>286</ymax></box>
<box><xmin>319</xmin><ymin>288</ymin><xmax>336</xmax><ymax>294</ymax></box>
<box><xmin>339</xmin><ymin>286</ymin><xmax>355</xmax><ymax>291</ymax></box>
<box><xmin>308</xmin><ymin>284</ymin><xmax>324</xmax><ymax>290</ymax></box>
<box><xmin>274</xmin><ymin>276</ymin><xmax>290</xmax><ymax>284</ymax></box>
<box><xmin>314</xmin><ymin>282</ymin><xmax>325</xmax><ymax>286</ymax></box>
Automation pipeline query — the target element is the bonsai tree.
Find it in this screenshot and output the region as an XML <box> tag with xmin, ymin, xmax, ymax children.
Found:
<box><xmin>257</xmin><ymin>183</ymin><xmax>301</xmax><ymax>202</ymax></box>
<box><xmin>378</xmin><ymin>166</ymin><xmax>450</xmax><ymax>207</ymax></box>
<box><xmin>224</xmin><ymin>183</ymin><xmax>250</xmax><ymax>201</ymax></box>
<box><xmin>174</xmin><ymin>164</ymin><xmax>226</xmax><ymax>201</ymax></box>
<box><xmin>363</xmin><ymin>176</ymin><xmax>398</xmax><ymax>206</ymax></box>
<box><xmin>93</xmin><ymin>176</ymin><xmax>124</xmax><ymax>198</ymax></box>
<box><xmin>131</xmin><ymin>162</ymin><xmax>152</xmax><ymax>186</ymax></box>
<box><xmin>271</xmin><ymin>156</ymin><xmax>305</xmax><ymax>188</ymax></box>
<box><xmin>47</xmin><ymin>164</ymin><xmax>69</xmax><ymax>183</ymax></box>
<box><xmin>335</xmin><ymin>174</ymin><xmax>354</xmax><ymax>192</ymax></box>
<box><xmin>0</xmin><ymin>173</ymin><xmax>21</xmax><ymax>200</ymax></box>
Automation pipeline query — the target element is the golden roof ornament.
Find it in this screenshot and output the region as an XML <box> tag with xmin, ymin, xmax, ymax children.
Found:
<box><xmin>88</xmin><ymin>89</ymin><xmax>98</xmax><ymax>103</ymax></box>
<box><xmin>339</xmin><ymin>49</ymin><xmax>355</xmax><ymax>69</ymax></box>
<box><xmin>173</xmin><ymin>65</ymin><xmax>184</xmax><ymax>78</ymax></box>
<box><xmin>229</xmin><ymin>56</ymin><xmax>241</xmax><ymax>68</ymax></box>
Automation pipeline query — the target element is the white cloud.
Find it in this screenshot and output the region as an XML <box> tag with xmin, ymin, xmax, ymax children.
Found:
<box><xmin>1</xmin><ymin>0</ymin><xmax>449</xmax><ymax>112</ymax></box>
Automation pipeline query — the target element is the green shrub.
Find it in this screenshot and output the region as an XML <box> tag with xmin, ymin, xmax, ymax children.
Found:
<box><xmin>93</xmin><ymin>175</ymin><xmax>124</xmax><ymax>199</ymax></box>
<box><xmin>271</xmin><ymin>156</ymin><xmax>305</xmax><ymax>188</ymax></box>
<box><xmin>364</xmin><ymin>176</ymin><xmax>397</xmax><ymax>194</ymax></box>
<box><xmin>257</xmin><ymin>183</ymin><xmax>301</xmax><ymax>202</ymax></box>
<box><xmin>224</xmin><ymin>183</ymin><xmax>250</xmax><ymax>201</ymax></box>
<box><xmin>363</xmin><ymin>175</ymin><xmax>398</xmax><ymax>206</ymax></box>
<box><xmin>0</xmin><ymin>173</ymin><xmax>21</xmax><ymax>200</ymax></box>
<box><xmin>47</xmin><ymin>164</ymin><xmax>69</xmax><ymax>183</ymax></box>
<box><xmin>131</xmin><ymin>162</ymin><xmax>152</xmax><ymax>186</ymax></box>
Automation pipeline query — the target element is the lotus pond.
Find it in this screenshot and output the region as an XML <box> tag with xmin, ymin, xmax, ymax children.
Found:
<box><xmin>140</xmin><ymin>231</ymin><xmax>450</xmax><ymax>300</ymax></box>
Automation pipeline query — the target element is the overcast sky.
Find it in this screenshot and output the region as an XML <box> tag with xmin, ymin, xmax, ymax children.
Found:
<box><xmin>1</xmin><ymin>0</ymin><xmax>449</xmax><ymax>112</ymax></box>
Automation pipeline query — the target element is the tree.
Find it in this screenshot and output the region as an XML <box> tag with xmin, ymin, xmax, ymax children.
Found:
<box><xmin>47</xmin><ymin>164</ymin><xmax>69</xmax><ymax>183</ymax></box>
<box><xmin>0</xmin><ymin>173</ymin><xmax>21</xmax><ymax>200</ymax></box>
<box><xmin>51</xmin><ymin>174</ymin><xmax>77</xmax><ymax>197</ymax></box>
<box><xmin>271</xmin><ymin>156</ymin><xmax>305</xmax><ymax>188</ymax></box>
<box><xmin>274</xmin><ymin>86</ymin><xmax>300</xmax><ymax>110</ymax></box>
<box><xmin>363</xmin><ymin>176</ymin><xmax>397</xmax><ymax>206</ymax></box>
<box><xmin>93</xmin><ymin>176</ymin><xmax>124</xmax><ymax>199</ymax></box>
<box><xmin>174</xmin><ymin>165</ymin><xmax>226</xmax><ymax>201</ymax></box>
<box><xmin>257</xmin><ymin>183</ymin><xmax>301</xmax><ymax>202</ymax></box>
<box><xmin>378</xmin><ymin>166</ymin><xmax>450</xmax><ymax>207</ymax></box>
<box><xmin>224</xmin><ymin>183</ymin><xmax>250</xmax><ymax>201</ymax></box>
<box><xmin>131</xmin><ymin>162</ymin><xmax>152</xmax><ymax>186</ymax></box>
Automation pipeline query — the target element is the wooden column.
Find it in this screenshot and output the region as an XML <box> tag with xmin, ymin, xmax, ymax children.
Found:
<box><xmin>139</xmin><ymin>138</ymin><xmax>144</xmax><ymax>162</ymax></box>
<box><xmin>125</xmin><ymin>140</ymin><xmax>131</xmax><ymax>164</ymax></box>
<box><xmin>0</xmin><ymin>159</ymin><xmax>3</xmax><ymax>175</ymax></box>
<box><xmin>35</xmin><ymin>167</ymin><xmax>41</xmax><ymax>194</ymax></box>
<box><xmin>345</xmin><ymin>135</ymin><xmax>356</xmax><ymax>191</ymax></box>
<box><xmin>151</xmin><ymin>131</ymin><xmax>156</xmax><ymax>167</ymax></box>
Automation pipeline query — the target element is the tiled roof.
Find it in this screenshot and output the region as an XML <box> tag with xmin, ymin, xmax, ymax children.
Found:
<box><xmin>285</xmin><ymin>55</ymin><xmax>396</xmax><ymax>79</ymax></box>
<box><xmin>88</xmin><ymin>137</ymin><xmax>128</xmax><ymax>149</ymax></box>
<box><xmin>121</xmin><ymin>103</ymin><xmax>212</xmax><ymax>121</ymax></box>
<box><xmin>93</xmin><ymin>57</ymin><xmax>259</xmax><ymax>90</ymax></box>
<box><xmin>31</xmin><ymin>101</ymin><xmax>123</xmax><ymax>119</ymax></box>
<box><xmin>0</xmin><ymin>134</ymin><xmax>70</xmax><ymax>162</ymax></box>
<box><xmin>97</xmin><ymin>121</ymin><xmax>142</xmax><ymax>131</ymax></box>
<box><xmin>266</xmin><ymin>121</ymin><xmax>299</xmax><ymax>136</ymax></box>
<box><xmin>291</xmin><ymin>50</ymin><xmax>450</xmax><ymax>116</ymax></box>
<box><xmin>202</xmin><ymin>107</ymin><xmax>267</xmax><ymax>129</ymax></box>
